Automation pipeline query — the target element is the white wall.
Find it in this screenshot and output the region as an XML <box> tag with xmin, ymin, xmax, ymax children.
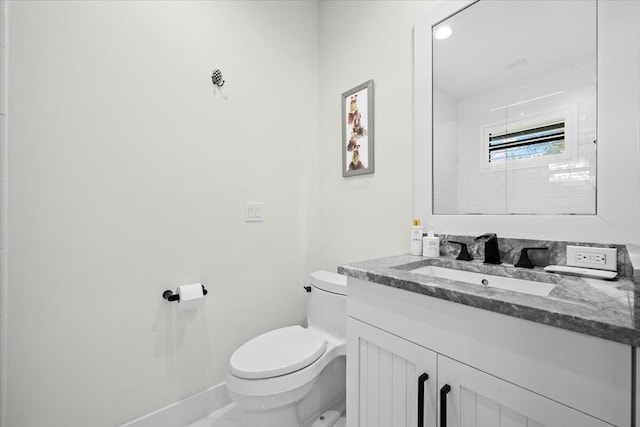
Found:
<box><xmin>7</xmin><ymin>2</ymin><xmax>318</xmax><ymax>426</ymax></box>
<box><xmin>313</xmin><ymin>0</ymin><xmax>435</xmax><ymax>271</ymax></box>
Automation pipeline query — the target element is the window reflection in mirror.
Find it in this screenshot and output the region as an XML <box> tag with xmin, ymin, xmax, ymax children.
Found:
<box><xmin>432</xmin><ymin>0</ymin><xmax>597</xmax><ymax>215</ymax></box>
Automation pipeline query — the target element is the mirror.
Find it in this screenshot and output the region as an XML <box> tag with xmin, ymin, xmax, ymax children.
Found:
<box><xmin>432</xmin><ymin>0</ymin><xmax>597</xmax><ymax>215</ymax></box>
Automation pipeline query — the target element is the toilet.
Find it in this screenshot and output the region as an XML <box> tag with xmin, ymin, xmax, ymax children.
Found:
<box><xmin>226</xmin><ymin>271</ymin><xmax>347</xmax><ymax>427</ymax></box>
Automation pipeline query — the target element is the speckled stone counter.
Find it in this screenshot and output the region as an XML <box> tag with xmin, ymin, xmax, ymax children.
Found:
<box><xmin>338</xmin><ymin>241</ymin><xmax>640</xmax><ymax>346</ymax></box>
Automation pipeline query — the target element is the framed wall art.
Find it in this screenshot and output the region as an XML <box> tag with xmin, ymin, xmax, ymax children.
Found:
<box><xmin>342</xmin><ymin>80</ymin><xmax>374</xmax><ymax>177</ymax></box>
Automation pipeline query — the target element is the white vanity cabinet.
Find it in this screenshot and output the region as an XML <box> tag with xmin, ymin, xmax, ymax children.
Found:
<box><xmin>438</xmin><ymin>355</ymin><xmax>611</xmax><ymax>427</ymax></box>
<box><xmin>346</xmin><ymin>277</ymin><xmax>632</xmax><ymax>427</ymax></box>
<box><xmin>347</xmin><ymin>317</ymin><xmax>437</xmax><ymax>427</ymax></box>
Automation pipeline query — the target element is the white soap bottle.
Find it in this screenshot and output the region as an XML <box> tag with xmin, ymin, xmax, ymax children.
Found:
<box><xmin>410</xmin><ymin>219</ymin><xmax>423</xmax><ymax>256</ymax></box>
<box><xmin>422</xmin><ymin>223</ymin><xmax>440</xmax><ymax>257</ymax></box>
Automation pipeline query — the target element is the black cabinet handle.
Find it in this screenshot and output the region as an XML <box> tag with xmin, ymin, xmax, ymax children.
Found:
<box><xmin>440</xmin><ymin>384</ymin><xmax>451</xmax><ymax>427</ymax></box>
<box><xmin>418</xmin><ymin>373</ymin><xmax>429</xmax><ymax>427</ymax></box>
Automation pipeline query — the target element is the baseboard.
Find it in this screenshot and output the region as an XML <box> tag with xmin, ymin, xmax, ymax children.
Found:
<box><xmin>120</xmin><ymin>382</ymin><xmax>231</xmax><ymax>427</ymax></box>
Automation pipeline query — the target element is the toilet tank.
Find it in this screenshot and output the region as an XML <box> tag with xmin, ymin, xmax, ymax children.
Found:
<box><xmin>307</xmin><ymin>271</ymin><xmax>347</xmax><ymax>341</ymax></box>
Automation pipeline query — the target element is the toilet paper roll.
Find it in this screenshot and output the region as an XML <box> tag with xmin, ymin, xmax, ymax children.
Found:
<box><xmin>177</xmin><ymin>283</ymin><xmax>204</xmax><ymax>302</ymax></box>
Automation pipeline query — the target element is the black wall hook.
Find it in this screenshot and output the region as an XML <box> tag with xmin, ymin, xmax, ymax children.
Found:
<box><xmin>162</xmin><ymin>284</ymin><xmax>208</xmax><ymax>302</ymax></box>
<box><xmin>211</xmin><ymin>69</ymin><xmax>225</xmax><ymax>87</ymax></box>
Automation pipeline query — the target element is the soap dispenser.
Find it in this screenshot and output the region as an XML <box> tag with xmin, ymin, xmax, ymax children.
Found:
<box><xmin>422</xmin><ymin>223</ymin><xmax>440</xmax><ymax>257</ymax></box>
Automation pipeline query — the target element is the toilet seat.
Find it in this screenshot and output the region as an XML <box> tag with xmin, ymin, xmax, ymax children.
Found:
<box><xmin>229</xmin><ymin>325</ymin><xmax>327</xmax><ymax>380</ymax></box>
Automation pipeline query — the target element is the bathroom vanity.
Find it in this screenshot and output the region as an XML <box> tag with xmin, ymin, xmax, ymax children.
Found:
<box><xmin>338</xmin><ymin>241</ymin><xmax>640</xmax><ymax>427</ymax></box>
<box><xmin>357</xmin><ymin>0</ymin><xmax>640</xmax><ymax>424</ymax></box>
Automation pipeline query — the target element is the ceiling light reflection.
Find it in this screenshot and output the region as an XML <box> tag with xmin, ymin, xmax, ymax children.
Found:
<box><xmin>434</xmin><ymin>25</ymin><xmax>452</xmax><ymax>40</ymax></box>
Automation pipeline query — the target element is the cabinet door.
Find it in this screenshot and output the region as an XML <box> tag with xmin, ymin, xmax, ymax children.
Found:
<box><xmin>347</xmin><ymin>317</ymin><xmax>438</xmax><ymax>427</ymax></box>
<box><xmin>437</xmin><ymin>355</ymin><xmax>612</xmax><ymax>427</ymax></box>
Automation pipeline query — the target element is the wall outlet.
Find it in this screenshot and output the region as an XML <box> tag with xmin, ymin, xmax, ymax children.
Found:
<box><xmin>566</xmin><ymin>245</ymin><xmax>617</xmax><ymax>271</ymax></box>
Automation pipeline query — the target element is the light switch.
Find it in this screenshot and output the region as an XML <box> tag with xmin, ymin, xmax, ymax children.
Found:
<box><xmin>245</xmin><ymin>202</ymin><xmax>263</xmax><ymax>222</ymax></box>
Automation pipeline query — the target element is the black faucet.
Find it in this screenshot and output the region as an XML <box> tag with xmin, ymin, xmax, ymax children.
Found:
<box><xmin>448</xmin><ymin>241</ymin><xmax>473</xmax><ymax>261</ymax></box>
<box><xmin>475</xmin><ymin>233</ymin><xmax>502</xmax><ymax>264</ymax></box>
<box><xmin>514</xmin><ymin>247</ymin><xmax>549</xmax><ymax>268</ymax></box>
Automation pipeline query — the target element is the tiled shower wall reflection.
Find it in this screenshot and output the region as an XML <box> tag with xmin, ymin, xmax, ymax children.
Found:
<box><xmin>433</xmin><ymin>60</ymin><xmax>597</xmax><ymax>215</ymax></box>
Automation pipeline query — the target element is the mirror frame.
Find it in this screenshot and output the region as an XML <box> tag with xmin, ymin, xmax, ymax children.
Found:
<box><xmin>412</xmin><ymin>0</ymin><xmax>630</xmax><ymax>242</ymax></box>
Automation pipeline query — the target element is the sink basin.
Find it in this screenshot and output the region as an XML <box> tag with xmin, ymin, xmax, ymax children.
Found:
<box><xmin>411</xmin><ymin>265</ymin><xmax>555</xmax><ymax>297</ymax></box>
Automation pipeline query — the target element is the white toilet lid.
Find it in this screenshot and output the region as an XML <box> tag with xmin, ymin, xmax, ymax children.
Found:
<box><xmin>310</xmin><ymin>271</ymin><xmax>347</xmax><ymax>295</ymax></box>
<box><xmin>229</xmin><ymin>325</ymin><xmax>327</xmax><ymax>380</ymax></box>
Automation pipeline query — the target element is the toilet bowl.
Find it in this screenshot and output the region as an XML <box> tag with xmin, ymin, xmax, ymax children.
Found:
<box><xmin>226</xmin><ymin>271</ymin><xmax>347</xmax><ymax>427</ymax></box>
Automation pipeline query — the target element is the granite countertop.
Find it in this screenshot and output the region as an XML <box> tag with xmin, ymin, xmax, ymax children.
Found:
<box><xmin>339</xmin><ymin>246</ymin><xmax>640</xmax><ymax>346</ymax></box>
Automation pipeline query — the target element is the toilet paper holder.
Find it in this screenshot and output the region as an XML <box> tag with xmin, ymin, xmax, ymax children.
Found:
<box><xmin>162</xmin><ymin>284</ymin><xmax>208</xmax><ymax>302</ymax></box>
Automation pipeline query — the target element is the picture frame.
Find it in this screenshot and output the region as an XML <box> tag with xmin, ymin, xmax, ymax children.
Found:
<box><xmin>342</xmin><ymin>80</ymin><xmax>374</xmax><ymax>177</ymax></box>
